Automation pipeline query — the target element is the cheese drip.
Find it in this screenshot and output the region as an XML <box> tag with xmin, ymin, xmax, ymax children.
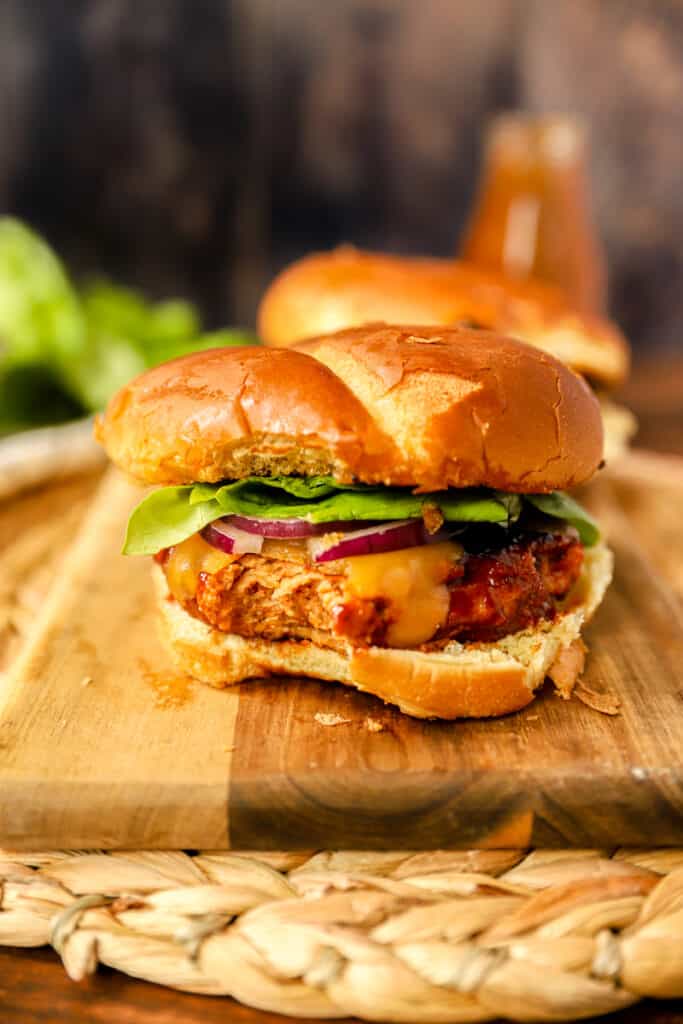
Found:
<box><xmin>344</xmin><ymin>542</ymin><xmax>461</xmax><ymax>647</ymax></box>
<box><xmin>164</xmin><ymin>533</ymin><xmax>233</xmax><ymax>603</ymax></box>
<box><xmin>164</xmin><ymin>534</ymin><xmax>462</xmax><ymax>648</ymax></box>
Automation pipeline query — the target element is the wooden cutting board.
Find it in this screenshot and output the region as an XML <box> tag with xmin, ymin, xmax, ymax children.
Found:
<box><xmin>1</xmin><ymin>467</ymin><xmax>683</xmax><ymax>851</ymax></box>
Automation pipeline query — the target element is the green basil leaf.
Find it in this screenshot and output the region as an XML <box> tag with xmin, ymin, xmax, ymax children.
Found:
<box><xmin>125</xmin><ymin>477</ymin><xmax>520</xmax><ymax>554</ymax></box>
<box><xmin>123</xmin><ymin>486</ymin><xmax>220</xmax><ymax>555</ymax></box>
<box><xmin>526</xmin><ymin>492</ymin><xmax>600</xmax><ymax>546</ymax></box>
<box><xmin>123</xmin><ymin>476</ymin><xmax>598</xmax><ymax>556</ymax></box>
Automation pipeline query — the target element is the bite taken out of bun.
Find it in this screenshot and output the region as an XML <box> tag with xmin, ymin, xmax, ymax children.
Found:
<box><xmin>258</xmin><ymin>247</ymin><xmax>629</xmax><ymax>387</ymax></box>
<box><xmin>96</xmin><ymin>323</ymin><xmax>604</xmax><ymax>494</ymax></box>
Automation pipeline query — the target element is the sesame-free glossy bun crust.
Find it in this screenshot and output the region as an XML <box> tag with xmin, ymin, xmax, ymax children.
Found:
<box><xmin>258</xmin><ymin>247</ymin><xmax>629</xmax><ymax>386</ymax></box>
<box><xmin>96</xmin><ymin>345</ymin><xmax>392</xmax><ymax>486</ymax></box>
<box><xmin>96</xmin><ymin>323</ymin><xmax>604</xmax><ymax>492</ymax></box>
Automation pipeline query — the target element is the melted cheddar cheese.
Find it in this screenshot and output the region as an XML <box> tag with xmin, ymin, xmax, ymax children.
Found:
<box><xmin>344</xmin><ymin>541</ymin><xmax>462</xmax><ymax>647</ymax></box>
<box><xmin>163</xmin><ymin>533</ymin><xmax>463</xmax><ymax>647</ymax></box>
<box><xmin>164</xmin><ymin>533</ymin><xmax>233</xmax><ymax>603</ymax></box>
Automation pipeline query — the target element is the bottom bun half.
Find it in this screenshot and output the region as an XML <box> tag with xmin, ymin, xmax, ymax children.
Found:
<box><xmin>151</xmin><ymin>544</ymin><xmax>613</xmax><ymax>720</ymax></box>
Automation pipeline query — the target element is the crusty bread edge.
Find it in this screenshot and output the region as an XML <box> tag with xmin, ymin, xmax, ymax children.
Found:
<box><xmin>151</xmin><ymin>544</ymin><xmax>613</xmax><ymax>720</ymax></box>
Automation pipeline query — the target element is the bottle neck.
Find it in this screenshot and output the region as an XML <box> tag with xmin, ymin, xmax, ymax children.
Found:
<box><xmin>461</xmin><ymin>115</ymin><xmax>607</xmax><ymax>315</ymax></box>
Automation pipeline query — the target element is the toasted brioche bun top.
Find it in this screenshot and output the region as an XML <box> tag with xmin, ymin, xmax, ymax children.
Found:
<box><xmin>257</xmin><ymin>247</ymin><xmax>629</xmax><ymax>387</ymax></box>
<box><xmin>96</xmin><ymin>323</ymin><xmax>603</xmax><ymax>492</ymax></box>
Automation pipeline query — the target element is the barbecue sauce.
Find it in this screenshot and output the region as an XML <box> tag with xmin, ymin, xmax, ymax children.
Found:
<box><xmin>459</xmin><ymin>113</ymin><xmax>607</xmax><ymax>315</ymax></box>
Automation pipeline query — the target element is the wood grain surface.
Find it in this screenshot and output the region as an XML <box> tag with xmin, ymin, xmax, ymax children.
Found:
<box><xmin>2</xmin><ymin>456</ymin><xmax>683</xmax><ymax>850</ymax></box>
<box><xmin>0</xmin><ymin>471</ymin><xmax>239</xmax><ymax>850</ymax></box>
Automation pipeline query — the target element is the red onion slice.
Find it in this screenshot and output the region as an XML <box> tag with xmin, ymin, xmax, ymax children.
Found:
<box><xmin>310</xmin><ymin>520</ymin><xmax>428</xmax><ymax>563</ymax></box>
<box><xmin>203</xmin><ymin>521</ymin><xmax>264</xmax><ymax>554</ymax></box>
<box><xmin>226</xmin><ymin>514</ymin><xmax>347</xmax><ymax>538</ymax></box>
<box><xmin>204</xmin><ymin>516</ymin><xmax>452</xmax><ymax>561</ymax></box>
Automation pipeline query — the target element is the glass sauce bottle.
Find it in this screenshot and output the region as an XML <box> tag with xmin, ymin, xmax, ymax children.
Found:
<box><xmin>459</xmin><ymin>114</ymin><xmax>607</xmax><ymax>316</ymax></box>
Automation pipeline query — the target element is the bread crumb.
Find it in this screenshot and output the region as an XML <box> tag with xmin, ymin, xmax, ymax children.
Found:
<box><xmin>314</xmin><ymin>712</ymin><xmax>351</xmax><ymax>727</ymax></box>
<box><xmin>365</xmin><ymin>717</ymin><xmax>384</xmax><ymax>732</ymax></box>
<box><xmin>223</xmin><ymin>745</ymin><xmax>236</xmax><ymax>753</ymax></box>
<box><xmin>526</xmin><ymin>715</ymin><xmax>539</xmax><ymax>722</ymax></box>
<box><xmin>575</xmin><ymin>681</ymin><xmax>621</xmax><ymax>716</ymax></box>
<box><xmin>81</xmin><ymin>676</ymin><xmax>93</xmax><ymax>687</ymax></box>
<box><xmin>548</xmin><ymin>639</ymin><xmax>586</xmax><ymax>699</ymax></box>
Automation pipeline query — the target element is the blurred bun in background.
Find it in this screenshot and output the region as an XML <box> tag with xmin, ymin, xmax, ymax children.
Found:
<box><xmin>258</xmin><ymin>247</ymin><xmax>629</xmax><ymax>387</ymax></box>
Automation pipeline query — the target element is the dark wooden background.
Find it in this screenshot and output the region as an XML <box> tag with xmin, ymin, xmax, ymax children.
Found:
<box><xmin>1</xmin><ymin>0</ymin><xmax>683</xmax><ymax>352</ymax></box>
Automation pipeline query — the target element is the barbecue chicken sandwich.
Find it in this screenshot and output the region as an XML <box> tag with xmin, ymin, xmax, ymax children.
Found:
<box><xmin>96</xmin><ymin>324</ymin><xmax>613</xmax><ymax>719</ymax></box>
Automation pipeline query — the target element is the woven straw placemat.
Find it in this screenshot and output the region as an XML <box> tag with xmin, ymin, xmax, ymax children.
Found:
<box><xmin>2</xmin><ymin>847</ymin><xmax>683</xmax><ymax>1020</ymax></box>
